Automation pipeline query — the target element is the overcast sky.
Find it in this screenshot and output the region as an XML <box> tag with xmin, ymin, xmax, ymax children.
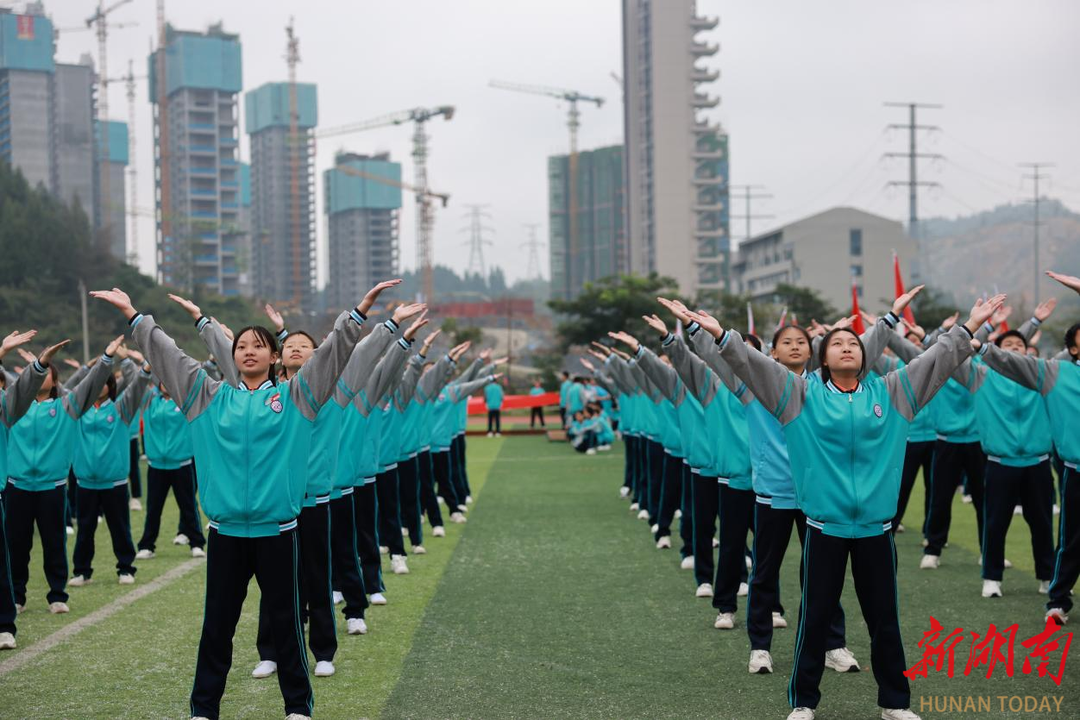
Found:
<box><xmin>49</xmin><ymin>0</ymin><xmax>1080</xmax><ymax>288</ymax></box>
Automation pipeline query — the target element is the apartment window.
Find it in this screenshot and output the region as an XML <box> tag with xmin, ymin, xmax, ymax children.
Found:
<box><xmin>849</xmin><ymin>229</ymin><xmax>863</xmax><ymax>256</ymax></box>
<box><xmin>851</xmin><ymin>264</ymin><xmax>863</xmax><ymax>277</ymax></box>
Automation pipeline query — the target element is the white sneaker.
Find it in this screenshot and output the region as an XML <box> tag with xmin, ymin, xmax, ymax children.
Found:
<box><xmin>1013</xmin><ymin>504</ymin><xmax>1023</xmax><ymax>515</ymax></box>
<box><xmin>1004</xmin><ymin>558</ymin><xmax>1013</xmax><ymax>568</ymax></box>
<box><xmin>379</xmin><ymin>545</ymin><xmax>389</xmax><ymax>555</ymax></box>
<box><xmin>487</xmin><ymin>432</ymin><xmax>494</xmax><ymax>437</ymax></box>
<box><xmin>962</xmin><ymin>493</ymin><xmax>973</xmax><ymax>504</ymax></box>
<box><xmin>173</xmin><ymin>533</ymin><xmax>189</xmax><ymax>546</ymax></box>
<box><xmin>712</xmin><ymin>537</ymin><xmax>719</xmax><ymax>548</ymax></box>
<box><xmin>695</xmin><ymin>583</ymin><xmax>713</xmax><ymax>598</ymax></box>
<box><xmin>981</xmin><ymin>580</ymin><xmax>1003</xmax><ymax>598</ymax></box>
<box><xmin>437</xmin><ymin>496</ymin><xmax>446</xmax><ymax>506</ymax></box>
<box><xmin>714</xmin><ymin>612</ymin><xmax>735</xmax><ymax>629</ymax></box>
<box><xmin>251</xmin><ymin>660</ymin><xmax>277</xmax><ymax>678</ymax></box>
<box><xmin>598</xmin><ymin>445</ymin><xmax>611</xmax><ymax>451</ymax></box>
<box><xmin>0</xmin><ymin>632</ymin><xmax>15</xmax><ymax>650</ymax></box>
<box><xmin>920</xmin><ymin>554</ymin><xmax>940</xmax><ymax>569</ymax></box>
<box><xmin>629</xmin><ymin>502</ymin><xmax>640</xmax><ymax>511</ymax></box>
<box><xmin>66</xmin><ymin>526</ymin><xmax>74</xmax><ymax>536</ymax></box>
<box><xmin>787</xmin><ymin>709</ymin><xmax>814</xmax><ymax>720</ymax></box>
<box><xmin>619</xmin><ymin>487</ymin><xmax>630</xmax><ymax>498</ymax></box>
<box><xmin>636</xmin><ymin>510</ymin><xmax>649</xmax><ymax>520</ymax></box>
<box><xmin>68</xmin><ymin>575</ymin><xmax>91</xmax><ymax>587</ymax></box>
<box><xmin>921</xmin><ymin>537</ymin><xmax>929</xmax><ymax>548</ymax></box>
<box><xmin>1054</xmin><ymin>503</ymin><xmax>1060</xmax><ymax>515</ymax></box>
<box><xmin>586</xmin><ymin>448</ymin><xmax>597</xmax><ymax>455</ymax></box>
<box><xmin>432</xmin><ymin>526</ymin><xmax>446</xmax><ymax>538</ymax></box>
<box><xmin>370</xmin><ymin>592</ymin><xmax>387</xmax><ymax>606</ymax></box>
<box><xmin>314</xmin><ymin>660</ymin><xmax>335</xmax><ymax>677</ymax></box>
<box><xmin>773</xmin><ymin>612</ymin><xmax>788</xmax><ymax>628</ymax></box>
<box><xmin>118</xmin><ymin>574</ymin><xmax>135</xmax><ymax>585</ymax></box>
<box><xmin>680</xmin><ymin>556</ymin><xmax>695</xmax><ymax>570</ymax></box>
<box><xmin>674</xmin><ymin>509</ymin><xmax>682</xmax><ymax>520</ymax></box>
<box><xmin>191</xmin><ymin>547</ymin><xmax>206</xmax><ymax>558</ymax></box>
<box><xmin>413</xmin><ymin>545</ymin><xmax>427</xmax><ymax>555</ymax></box>
<box><xmin>745</xmin><ymin>555</ymin><xmax>753</xmax><ymax>571</ymax></box>
<box><xmin>450</xmin><ymin>512</ymin><xmax>467</xmax><ymax>524</ymax></box>
<box><xmin>656</xmin><ymin>536</ymin><xmax>672</xmax><ymax>549</ymax></box>
<box><xmin>285</xmin><ymin>714</ymin><xmax>311</xmax><ymax>720</ymax></box>
<box><xmin>457</xmin><ymin>504</ymin><xmax>468</xmax><ymax>513</ymax></box>
<box><xmin>401</xmin><ymin>528</ymin><xmax>409</xmax><ymax>537</ymax></box>
<box><xmin>896</xmin><ymin>523</ymin><xmax>906</xmax><ymax>533</ymax></box>
<box><xmin>1046</xmin><ymin>608</ymin><xmax>1069</xmax><ymax>626</ymax></box>
<box><xmin>1039</xmin><ymin>580</ymin><xmax>1051</xmax><ymax>594</ymax></box>
<box><xmin>14</xmin><ymin>604</ymin><xmax>24</xmax><ymax>614</ymax></box>
<box><xmin>465</xmin><ymin>495</ymin><xmax>473</xmax><ymax>504</ymax></box>
<box><xmin>748</xmin><ymin>649</ymin><xmax>773</xmax><ymax>674</ymax></box>
<box><xmin>333</xmin><ymin>591</ymin><xmax>344</xmax><ymax>605</ymax></box>
<box><xmin>129</xmin><ymin>498</ymin><xmax>143</xmax><ymax>511</ymax></box>
<box><xmin>825</xmin><ymin>646</ymin><xmax>861</xmax><ymax>672</ymax></box>
<box><xmin>881</xmin><ymin>709</ymin><xmax>922</xmax><ymax>720</ymax></box>
<box><xmin>650</xmin><ymin>523</ymin><xmax>659</xmax><ymax>534</ymax></box>
<box><xmin>737</xmin><ymin>582</ymin><xmax>749</xmax><ymax>597</ymax></box>
<box><xmin>390</xmin><ymin>555</ymin><xmax>410</xmax><ymax>575</ymax></box>
<box><xmin>135</xmin><ymin>549</ymin><xmax>154</xmax><ymax>560</ymax></box>
<box><xmin>49</xmin><ymin>602</ymin><xmax>70</xmax><ymax>614</ymax></box>
<box><xmin>347</xmin><ymin>617</ymin><xmax>368</xmax><ymax>635</ymax></box>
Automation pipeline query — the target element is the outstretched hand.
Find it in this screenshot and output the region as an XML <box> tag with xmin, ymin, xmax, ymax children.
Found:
<box><xmin>1034</xmin><ymin>297</ymin><xmax>1057</xmax><ymax>323</ymax></box>
<box><xmin>590</xmin><ymin>341</ymin><xmax>612</xmax><ymax>357</ymax></box>
<box><xmin>607</xmin><ymin>331</ymin><xmax>641</xmax><ymax>353</ymax></box>
<box><xmin>891</xmin><ymin>284</ymin><xmax>924</xmax><ymax>316</ymax></box>
<box><xmin>38</xmin><ymin>339</ymin><xmax>71</xmax><ymax>366</ymax></box>
<box><xmin>403</xmin><ymin>311</ymin><xmax>429</xmax><ymax>342</ymax></box>
<box><xmin>392</xmin><ymin>302</ymin><xmax>426</xmax><ymax>324</ymax></box>
<box><xmin>16</xmin><ymin>347</ymin><xmax>37</xmax><ymax>364</ymax></box>
<box><xmin>965</xmin><ymin>294</ymin><xmax>1007</xmax><ymax>334</ymax></box>
<box><xmin>642</xmin><ymin>314</ymin><xmax>669</xmax><ymax>338</ymax></box>
<box><xmin>900</xmin><ymin>318</ymin><xmax>926</xmax><ymax>342</ymax></box>
<box><xmin>1046</xmin><ymin>270</ymin><xmax>1080</xmax><ymax>295</ymax></box>
<box><xmin>89</xmin><ymin>288</ymin><xmax>136</xmax><ymax>320</ymax></box>
<box><xmin>105</xmin><ymin>334</ymin><xmax>125</xmax><ymax>358</ymax></box>
<box><xmin>682</xmin><ymin>309</ymin><xmax>724</xmax><ymax>340</ymax></box>
<box><xmin>832</xmin><ymin>314</ymin><xmax>858</xmax><ymax>331</ymax></box>
<box><xmin>990</xmin><ymin>304</ymin><xmax>1012</xmax><ymax>328</ymax></box>
<box><xmin>656</xmin><ymin>297</ymin><xmax>692</xmax><ymax>324</ymax></box>
<box><xmin>941</xmin><ymin>311</ymin><xmax>960</xmax><ymax>331</ymax></box>
<box><xmin>63</xmin><ymin>358</ymin><xmax>82</xmax><ymax>370</ymax></box>
<box><xmin>580</xmin><ymin>357</ymin><xmax>596</xmax><ymax>372</ymax></box>
<box><xmin>168</xmin><ymin>294</ymin><xmax>202</xmax><ymax>321</ymax></box>
<box><xmin>212</xmin><ymin>317</ymin><xmax>235</xmax><ymax>342</ymax></box>
<box><xmin>1</xmin><ymin>329</ymin><xmax>37</xmax><ymax>359</ymax></box>
<box><xmin>264</xmin><ymin>304</ymin><xmax>285</xmax><ymax>333</ymax></box>
<box><xmin>421</xmin><ymin>328</ymin><xmax>441</xmax><ymax>352</ymax></box>
<box><xmin>359</xmin><ymin>279</ymin><xmax>403</xmax><ymax>315</ymax></box>
<box><xmin>449</xmin><ymin>341</ymin><xmax>472</xmax><ymax>361</ymax></box>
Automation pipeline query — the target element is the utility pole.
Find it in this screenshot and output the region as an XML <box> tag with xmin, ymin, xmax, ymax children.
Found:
<box><xmin>520</xmin><ymin>223</ymin><xmax>545</xmax><ymax>280</ymax></box>
<box><xmin>884</xmin><ymin>102</ymin><xmax>943</xmax><ymax>241</ymax></box>
<box><xmin>78</xmin><ymin>279</ymin><xmax>90</xmax><ymax>364</ymax></box>
<box><xmin>728</xmin><ymin>185</ymin><xmax>774</xmax><ymax>243</ymax></box>
<box><xmin>461</xmin><ymin>203</ymin><xmax>494</xmax><ymax>278</ymax></box>
<box><xmin>1020</xmin><ymin>162</ymin><xmax>1054</xmax><ymax>305</ymax></box>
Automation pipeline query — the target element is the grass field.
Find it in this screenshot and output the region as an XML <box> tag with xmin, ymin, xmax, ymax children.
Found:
<box><xmin>1</xmin><ymin>436</ymin><xmax>1077</xmax><ymax>719</ymax></box>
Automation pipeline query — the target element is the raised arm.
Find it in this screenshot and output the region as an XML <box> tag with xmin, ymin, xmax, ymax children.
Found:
<box><xmin>0</xmin><ymin>331</ymin><xmax>61</xmax><ymax>428</ymax></box>
<box><xmin>356</xmin><ymin>337</ymin><xmax>415</xmax><ymax>416</ymax></box>
<box><xmin>418</xmin><ymin>341</ymin><xmax>471</xmax><ymax>402</ymax></box>
<box><xmin>977</xmin><ymin>341</ymin><xmax>1054</xmax><ymax>395</ymax></box>
<box><xmin>197</xmin><ymin>318</ymin><xmax>240</xmax><ymax>387</ymax></box>
<box><xmin>665</xmin><ymin>330</ymin><xmax>723</xmax><ymax>404</ymax></box>
<box><xmin>117</xmin><ymin>363</ymin><xmax>153</xmax><ymax>424</ymax></box>
<box><xmin>444</xmin><ymin>374</ymin><xmax>500</xmax><ymax>403</ymax></box>
<box><xmin>62</xmin><ymin>336</ymin><xmax>124</xmax><ymax>420</ymax></box>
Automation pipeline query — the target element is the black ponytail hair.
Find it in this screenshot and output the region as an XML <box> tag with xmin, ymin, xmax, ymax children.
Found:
<box><xmin>817</xmin><ymin>327</ymin><xmax>866</xmax><ymax>384</ymax></box>
<box><xmin>1065</xmin><ymin>322</ymin><xmax>1080</xmax><ymax>360</ymax></box>
<box><xmin>744</xmin><ymin>333</ymin><xmax>763</xmax><ymax>352</ymax></box>
<box><xmin>231</xmin><ymin>326</ymin><xmax>281</xmax><ymax>384</ymax></box>
<box><xmin>994</xmin><ymin>329</ymin><xmax>1028</xmax><ymax>349</ymax></box>
<box><xmin>105</xmin><ymin>372</ymin><xmax>117</xmax><ymax>401</ymax></box>
<box><xmin>47</xmin><ymin>365</ymin><xmax>60</xmax><ymax>399</ymax></box>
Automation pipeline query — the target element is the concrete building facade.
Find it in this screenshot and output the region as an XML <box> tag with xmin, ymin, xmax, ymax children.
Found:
<box><xmin>245</xmin><ymin>81</ymin><xmax>317</xmax><ymax>310</ymax></box>
<box><xmin>732</xmin><ymin>207</ymin><xmax>916</xmax><ymax>313</ymax></box>
<box><xmin>149</xmin><ymin>23</ymin><xmax>243</xmax><ymax>296</ymax></box>
<box><xmin>0</xmin><ymin>6</ymin><xmax>56</xmax><ymax>192</ymax></box>
<box><xmin>548</xmin><ymin>144</ymin><xmax>626</xmax><ymax>301</ymax></box>
<box><xmin>324</xmin><ymin>152</ymin><xmax>401</xmax><ymax>311</ymax></box>
<box><xmin>622</xmin><ymin>0</ymin><xmax>730</xmax><ymax>297</ymax></box>
<box><xmin>54</xmin><ymin>57</ymin><xmax>96</xmax><ymax>225</ymax></box>
<box><xmin>96</xmin><ymin>119</ymin><xmax>128</xmax><ymax>261</ymax></box>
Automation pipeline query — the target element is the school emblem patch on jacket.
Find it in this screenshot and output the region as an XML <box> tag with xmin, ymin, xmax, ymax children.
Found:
<box><xmin>49</xmin><ymin>407</ymin><xmax>56</xmax><ymax>417</ymax></box>
<box><xmin>873</xmin><ymin>404</ymin><xmax>883</xmax><ymax>418</ymax></box>
<box><xmin>107</xmin><ymin>414</ymin><xmax>115</xmax><ymax>423</ymax></box>
<box><xmin>267</xmin><ymin>393</ymin><xmax>283</xmax><ymax>414</ymax></box>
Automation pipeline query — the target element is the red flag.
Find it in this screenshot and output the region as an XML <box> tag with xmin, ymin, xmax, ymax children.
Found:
<box><xmin>852</xmin><ymin>278</ymin><xmax>866</xmax><ymax>334</ymax></box>
<box><xmin>893</xmin><ymin>251</ymin><xmax>916</xmax><ymax>325</ymax></box>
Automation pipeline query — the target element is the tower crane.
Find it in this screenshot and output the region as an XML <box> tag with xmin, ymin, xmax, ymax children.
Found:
<box><xmin>106</xmin><ymin>60</ymin><xmax>146</xmax><ymax>265</ymax></box>
<box><xmin>489</xmin><ymin>80</ymin><xmax>602</xmax><ymax>297</ymax></box>
<box><xmin>318</xmin><ymin>105</ymin><xmax>455</xmax><ymax>302</ymax></box>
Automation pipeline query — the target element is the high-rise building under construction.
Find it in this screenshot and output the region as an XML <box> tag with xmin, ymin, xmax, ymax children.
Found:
<box><xmin>622</xmin><ymin>0</ymin><xmax>731</xmax><ymax>296</ymax></box>
<box><xmin>245</xmin><ymin>81</ymin><xmax>317</xmax><ymax>311</ymax></box>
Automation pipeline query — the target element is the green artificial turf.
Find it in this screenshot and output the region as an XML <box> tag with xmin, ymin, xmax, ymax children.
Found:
<box><xmin>2</xmin><ymin>437</ymin><xmax>1077</xmax><ymax>719</ymax></box>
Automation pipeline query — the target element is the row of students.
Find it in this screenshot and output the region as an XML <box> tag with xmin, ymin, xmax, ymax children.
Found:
<box><xmin>582</xmin><ymin>284</ymin><xmax>1025</xmax><ymax>720</ymax></box>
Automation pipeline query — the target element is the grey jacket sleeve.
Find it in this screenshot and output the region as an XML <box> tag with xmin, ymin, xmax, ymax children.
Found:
<box><xmin>688</xmin><ymin>326</ymin><xmax>753</xmax><ymax>406</ymax></box>
<box><xmin>885</xmin><ymin>325</ymin><xmax>976</xmax><ymax>421</ymax></box>
<box><xmin>416</xmin><ymin>353</ymin><xmax>456</xmax><ymax>404</ymax></box>
<box><xmin>335</xmin><ymin>319</ymin><xmax>400</xmax><ymax>407</ymax></box>
<box><xmin>872</xmin><ymin>354</ymin><xmax>901</xmax><ymax>376</ymax></box>
<box><xmin>717</xmin><ymin>329</ymin><xmax>806</xmax><ymax>425</ymax></box>
<box><xmin>1052</xmin><ymin>348</ymin><xmax>1071</xmax><ymax>361</ymax></box>
<box><xmin>62</xmin><ymin>354</ymin><xmax>116</xmax><ymax>420</ymax></box>
<box><xmin>887</xmin><ymin>332</ymin><xmax>924</xmax><ymax>364</ymax></box>
<box><xmin>457</xmin><ymin>357</ymin><xmax>484</xmax><ymax>384</ymax></box>
<box><xmin>663</xmin><ymin>331</ymin><xmax>721</xmax><ymax>406</ymax></box>
<box><xmin>60</xmin><ymin>363</ymin><xmax>90</xmax><ymax>394</ymax></box>
<box><xmin>118</xmin><ymin>367</ymin><xmax>153</xmax><ymax>425</ymax></box>
<box><xmin>858</xmin><ymin>313</ymin><xmax>901</xmax><ymax>379</ymax></box>
<box><xmin>591</xmin><ymin>369</ymin><xmax>618</xmax><ymax>397</ymax></box>
<box><xmin>0</xmin><ymin>364</ymin><xmax>17</xmax><ymax>387</ymax></box>
<box><xmin>355</xmin><ymin>338</ymin><xmax>415</xmax><ymax>416</ymax></box>
<box><xmin>394</xmin><ymin>353</ymin><xmax>425</xmax><ymax>409</ymax></box>
<box><xmin>949</xmin><ymin>356</ymin><xmax>986</xmax><ymax>392</ymax></box>
<box><xmin>291</xmin><ymin>309</ymin><xmax>368</xmax><ymax>421</ymax></box>
<box><xmin>444</xmin><ymin>375</ymin><xmax>494</xmax><ymax>403</ymax></box>
<box><xmin>924</xmin><ymin>326</ymin><xmax>944</xmax><ymax>347</ymax></box>
<box><xmin>130</xmin><ymin>314</ymin><xmax>222</xmax><ymax>421</ymax></box>
<box><xmin>603</xmin><ymin>356</ymin><xmax>637</xmax><ymax>394</ymax></box>
<box><xmin>0</xmin><ymin>359</ymin><xmax>47</xmax><ymax>428</ymax></box>
<box><xmin>634</xmin><ymin>344</ymin><xmax>683</xmax><ymax>405</ymax></box>
<box><xmin>977</xmin><ymin>342</ymin><xmax>1058</xmax><ymax>396</ymax></box>
<box><xmin>117</xmin><ymin>358</ymin><xmax>137</xmax><ymax>393</ymax></box>
<box><xmin>197</xmin><ymin>317</ymin><xmax>239</xmax><ymax>388</ymax></box>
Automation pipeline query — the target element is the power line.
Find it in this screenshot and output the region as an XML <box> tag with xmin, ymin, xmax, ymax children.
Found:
<box><xmin>1019</xmin><ymin>162</ymin><xmax>1054</xmax><ymax>305</ymax></box>
<box><xmin>883</xmin><ymin>102</ymin><xmax>943</xmax><ymax>240</ymax></box>
<box><xmin>728</xmin><ymin>184</ymin><xmax>774</xmax><ymax>244</ymax></box>
<box><xmin>461</xmin><ymin>203</ymin><xmax>495</xmax><ymax>278</ymax></box>
<box><xmin>520</xmin><ymin>223</ymin><xmax>545</xmax><ymax>281</ymax></box>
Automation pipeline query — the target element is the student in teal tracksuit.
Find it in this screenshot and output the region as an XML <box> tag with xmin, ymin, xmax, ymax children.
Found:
<box><xmin>529</xmin><ymin>379</ymin><xmax>546</xmax><ymax>428</ymax></box>
<box><xmin>135</xmin><ymin>384</ymin><xmax>205</xmax><ymax>556</ymax></box>
<box><xmin>687</xmin><ymin>294</ymin><xmax>1002</xmax><ymax>720</ymax></box>
<box><xmin>70</xmin><ymin>347</ymin><xmax>152</xmax><ymax>586</ymax></box>
<box><xmin>7</xmin><ymin>339</ymin><xmax>119</xmax><ymax>616</ymax></box>
<box><xmin>431</xmin><ymin>371</ymin><xmax>499</xmax><ymax>518</ymax></box>
<box><xmin>93</xmin><ymin>280</ymin><xmax>396</xmax><ymax>720</ymax></box>
<box><xmin>0</xmin><ymin>330</ymin><xmax>63</xmax><ymax>649</ymax></box>
<box><xmin>484</xmin><ymin>377</ymin><xmax>504</xmax><ymax>436</ymax></box>
<box><xmin>558</xmin><ymin>371</ymin><xmax>571</xmax><ymax>427</ymax></box>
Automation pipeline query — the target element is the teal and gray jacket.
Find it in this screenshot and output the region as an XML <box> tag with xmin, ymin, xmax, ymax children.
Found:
<box><xmin>634</xmin><ymin>342</ymin><xmax>700</xmax><ymax>467</ymax></box>
<box><xmin>715</xmin><ymin>321</ymin><xmax>971</xmax><ymax>538</ymax></box>
<box><xmin>0</xmin><ymin>359</ymin><xmax>49</xmax><ymax>488</ymax></box>
<box><xmin>978</xmin><ymin>344</ymin><xmax>1080</xmax><ymax>467</ymax></box>
<box><xmin>142</xmin><ymin>387</ymin><xmax>194</xmax><ymax>470</ymax></box>
<box><xmin>131</xmin><ymin>309</ymin><xmax>367</xmax><ymax>537</ymax></box>
<box><xmin>431</xmin><ymin>375</ymin><xmax>494</xmax><ymax>451</ymax></box>
<box><xmin>74</xmin><ymin>365</ymin><xmax>152</xmax><ymax>489</ymax></box>
<box><xmin>8</xmin><ymin>356</ymin><xmax>115</xmax><ymax>492</ymax></box>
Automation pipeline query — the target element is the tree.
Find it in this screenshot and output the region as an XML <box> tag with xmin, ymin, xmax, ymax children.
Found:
<box><xmin>770</xmin><ymin>284</ymin><xmax>837</xmax><ymax>326</ymax></box>
<box><xmin>439</xmin><ymin>317</ymin><xmax>483</xmax><ymax>346</ymax></box>
<box><xmin>548</xmin><ymin>273</ymin><xmax>685</xmax><ymax>351</ymax></box>
<box><xmin>693</xmin><ymin>289</ymin><xmax>760</xmax><ymax>336</ymax></box>
<box><xmin>909</xmin><ymin>286</ymin><xmax>961</xmax><ymax>332</ymax></box>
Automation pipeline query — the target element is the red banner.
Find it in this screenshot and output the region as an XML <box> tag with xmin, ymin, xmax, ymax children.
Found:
<box><xmin>466</xmin><ymin>391</ymin><xmax>560</xmax><ymax>415</ymax></box>
<box><xmin>16</xmin><ymin>15</ymin><xmax>34</xmax><ymax>40</ymax></box>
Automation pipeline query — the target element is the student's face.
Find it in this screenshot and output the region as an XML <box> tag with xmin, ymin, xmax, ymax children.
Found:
<box><xmin>234</xmin><ymin>329</ymin><xmax>279</xmax><ymax>378</ymax></box>
<box><xmin>823</xmin><ymin>331</ymin><xmax>862</xmax><ymax>374</ymax></box>
<box><xmin>282</xmin><ymin>335</ymin><xmax>315</xmax><ymax>371</ymax></box>
<box><xmin>999</xmin><ymin>336</ymin><xmax>1027</xmax><ymax>354</ymax></box>
<box><xmin>1026</xmin><ymin>346</ymin><xmax>1040</xmax><ymax>357</ymax></box>
<box><xmin>771</xmin><ymin>327</ymin><xmax>810</xmax><ymax>368</ymax></box>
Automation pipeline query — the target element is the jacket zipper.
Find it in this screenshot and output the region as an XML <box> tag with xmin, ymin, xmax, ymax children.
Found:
<box><xmin>849</xmin><ymin>393</ymin><xmax>859</xmax><ymax>534</ymax></box>
<box><xmin>243</xmin><ymin>390</ymin><xmax>251</xmax><ymax>533</ymax></box>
